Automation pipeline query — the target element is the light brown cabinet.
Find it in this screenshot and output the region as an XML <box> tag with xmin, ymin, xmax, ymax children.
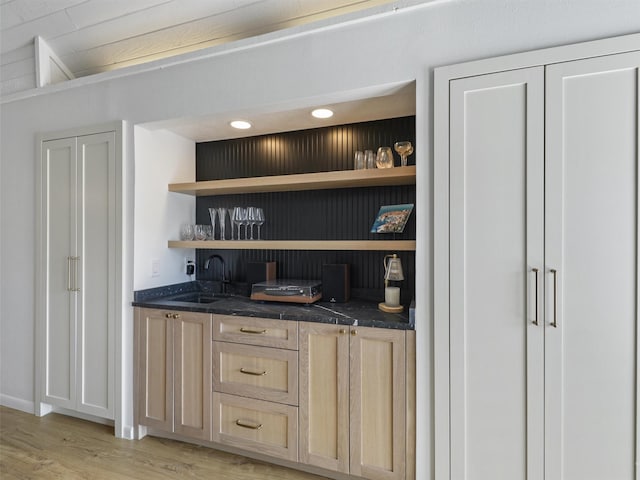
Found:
<box><xmin>135</xmin><ymin>308</ymin><xmax>212</xmax><ymax>441</ymax></box>
<box><xmin>135</xmin><ymin>307</ymin><xmax>415</xmax><ymax>479</ymax></box>
<box><xmin>211</xmin><ymin>315</ymin><xmax>299</xmax><ymax>461</ymax></box>
<box><xmin>299</xmin><ymin>322</ymin><xmax>412</xmax><ymax>480</ymax></box>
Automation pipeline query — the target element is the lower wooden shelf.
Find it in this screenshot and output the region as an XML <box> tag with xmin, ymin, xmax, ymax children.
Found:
<box><xmin>168</xmin><ymin>240</ymin><xmax>416</xmax><ymax>251</ymax></box>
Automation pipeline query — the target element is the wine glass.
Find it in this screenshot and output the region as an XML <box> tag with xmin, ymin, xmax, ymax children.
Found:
<box><xmin>394</xmin><ymin>141</ymin><xmax>413</xmax><ymax>167</ymax></box>
<box><xmin>208</xmin><ymin>208</ymin><xmax>217</xmax><ymax>240</ymax></box>
<box><xmin>255</xmin><ymin>208</ymin><xmax>265</xmax><ymax>239</ymax></box>
<box><xmin>232</xmin><ymin>207</ymin><xmax>246</xmax><ymax>240</ymax></box>
<box><xmin>247</xmin><ymin>207</ymin><xmax>258</xmax><ymax>240</ymax></box>
<box><xmin>217</xmin><ymin>207</ymin><xmax>228</xmax><ymax>240</ymax></box>
<box><xmin>376</xmin><ymin>146</ymin><xmax>394</xmax><ymax>168</ymax></box>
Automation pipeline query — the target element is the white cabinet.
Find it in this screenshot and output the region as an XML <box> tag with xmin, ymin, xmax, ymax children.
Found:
<box><xmin>435</xmin><ymin>45</ymin><xmax>640</xmax><ymax>480</ymax></box>
<box><xmin>37</xmin><ymin>126</ymin><xmax>120</xmax><ymax>420</ymax></box>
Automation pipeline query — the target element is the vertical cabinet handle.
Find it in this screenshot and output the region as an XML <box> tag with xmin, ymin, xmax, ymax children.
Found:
<box><xmin>67</xmin><ymin>256</ymin><xmax>80</xmax><ymax>292</ymax></box>
<box><xmin>71</xmin><ymin>256</ymin><xmax>80</xmax><ymax>292</ymax></box>
<box><xmin>531</xmin><ymin>267</ymin><xmax>539</xmax><ymax>325</ymax></box>
<box><xmin>67</xmin><ymin>256</ymin><xmax>73</xmax><ymax>292</ymax></box>
<box><xmin>550</xmin><ymin>268</ymin><xmax>558</xmax><ymax>328</ymax></box>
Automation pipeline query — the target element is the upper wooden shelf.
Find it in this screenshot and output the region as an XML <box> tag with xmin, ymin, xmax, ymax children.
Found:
<box><xmin>168</xmin><ymin>240</ymin><xmax>416</xmax><ymax>251</ymax></box>
<box><xmin>168</xmin><ymin>166</ymin><xmax>416</xmax><ymax>196</ymax></box>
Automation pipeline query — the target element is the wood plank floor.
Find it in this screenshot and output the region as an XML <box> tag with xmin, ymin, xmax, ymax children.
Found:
<box><xmin>0</xmin><ymin>407</ymin><xmax>327</xmax><ymax>480</ymax></box>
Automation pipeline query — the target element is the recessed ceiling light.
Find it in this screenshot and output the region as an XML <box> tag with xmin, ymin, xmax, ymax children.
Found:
<box><xmin>230</xmin><ymin>120</ymin><xmax>252</xmax><ymax>129</ymax></box>
<box><xmin>311</xmin><ymin>108</ymin><xmax>334</xmax><ymax>119</ymax></box>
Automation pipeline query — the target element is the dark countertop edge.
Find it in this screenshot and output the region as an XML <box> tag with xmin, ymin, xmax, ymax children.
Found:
<box><xmin>133</xmin><ymin>281</ymin><xmax>414</xmax><ymax>331</ymax></box>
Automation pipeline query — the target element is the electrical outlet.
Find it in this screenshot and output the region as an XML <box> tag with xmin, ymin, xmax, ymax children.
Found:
<box><xmin>185</xmin><ymin>257</ymin><xmax>195</xmax><ymax>276</ymax></box>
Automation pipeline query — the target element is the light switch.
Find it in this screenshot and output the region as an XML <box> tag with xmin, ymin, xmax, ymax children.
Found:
<box><xmin>151</xmin><ymin>258</ymin><xmax>160</xmax><ymax>277</ymax></box>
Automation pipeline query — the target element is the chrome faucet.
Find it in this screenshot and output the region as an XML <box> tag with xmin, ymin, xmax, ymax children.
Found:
<box><xmin>204</xmin><ymin>254</ymin><xmax>228</xmax><ymax>293</ymax></box>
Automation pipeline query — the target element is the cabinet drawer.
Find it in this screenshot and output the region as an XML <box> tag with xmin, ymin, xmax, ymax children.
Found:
<box><xmin>213</xmin><ymin>341</ymin><xmax>298</xmax><ymax>405</ymax></box>
<box><xmin>212</xmin><ymin>392</ymin><xmax>298</xmax><ymax>462</ymax></box>
<box><xmin>213</xmin><ymin>315</ymin><xmax>298</xmax><ymax>350</ymax></box>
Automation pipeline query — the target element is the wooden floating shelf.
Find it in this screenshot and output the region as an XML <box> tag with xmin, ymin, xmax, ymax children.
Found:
<box><xmin>168</xmin><ymin>240</ymin><xmax>416</xmax><ymax>251</ymax></box>
<box><xmin>168</xmin><ymin>166</ymin><xmax>416</xmax><ymax>196</ymax></box>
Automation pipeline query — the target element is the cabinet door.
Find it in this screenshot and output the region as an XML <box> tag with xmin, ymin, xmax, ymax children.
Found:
<box><xmin>350</xmin><ymin>327</ymin><xmax>406</xmax><ymax>480</ymax></box>
<box><xmin>545</xmin><ymin>51</ymin><xmax>640</xmax><ymax>480</ymax></box>
<box><xmin>174</xmin><ymin>311</ymin><xmax>212</xmax><ymax>440</ymax></box>
<box><xmin>42</xmin><ymin>137</ymin><xmax>77</xmax><ymax>410</ymax></box>
<box><xmin>136</xmin><ymin>308</ymin><xmax>173</xmax><ymax>431</ymax></box>
<box><xmin>298</xmin><ymin>322</ymin><xmax>349</xmax><ymax>473</ymax></box>
<box><xmin>76</xmin><ymin>132</ymin><xmax>116</xmax><ymax>419</ymax></box>
<box><xmin>447</xmin><ymin>67</ymin><xmax>545</xmax><ymax>480</ymax></box>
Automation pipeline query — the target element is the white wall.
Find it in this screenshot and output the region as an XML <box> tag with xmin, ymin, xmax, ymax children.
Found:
<box><xmin>133</xmin><ymin>127</ymin><xmax>195</xmax><ymax>290</ymax></box>
<box><xmin>1</xmin><ymin>1</ymin><xmax>639</xmax><ymax>478</ymax></box>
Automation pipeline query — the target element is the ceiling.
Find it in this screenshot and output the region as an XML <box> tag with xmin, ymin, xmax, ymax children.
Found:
<box><xmin>1</xmin><ymin>0</ymin><xmax>416</xmax><ymax>141</ymax></box>
<box><xmin>1</xmin><ymin>0</ymin><xmax>397</xmax><ymax>90</ymax></box>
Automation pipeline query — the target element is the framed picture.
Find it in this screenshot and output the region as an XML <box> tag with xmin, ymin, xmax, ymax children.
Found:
<box><xmin>370</xmin><ymin>203</ymin><xmax>414</xmax><ymax>233</ymax></box>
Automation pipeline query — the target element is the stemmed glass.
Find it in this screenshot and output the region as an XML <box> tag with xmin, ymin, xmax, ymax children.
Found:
<box><xmin>247</xmin><ymin>207</ymin><xmax>258</xmax><ymax>240</ymax></box>
<box><xmin>255</xmin><ymin>208</ymin><xmax>265</xmax><ymax>239</ymax></box>
<box><xmin>394</xmin><ymin>141</ymin><xmax>413</xmax><ymax>167</ymax></box>
<box><xmin>217</xmin><ymin>207</ymin><xmax>228</xmax><ymax>240</ymax></box>
<box><xmin>232</xmin><ymin>207</ymin><xmax>246</xmax><ymax>240</ymax></box>
<box><xmin>208</xmin><ymin>208</ymin><xmax>217</xmax><ymax>239</ymax></box>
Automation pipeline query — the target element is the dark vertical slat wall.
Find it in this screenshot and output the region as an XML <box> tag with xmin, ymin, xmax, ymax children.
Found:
<box><xmin>195</xmin><ymin>116</ymin><xmax>416</xmax><ymax>303</ymax></box>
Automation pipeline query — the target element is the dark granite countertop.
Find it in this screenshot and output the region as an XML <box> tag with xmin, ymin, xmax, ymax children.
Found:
<box><xmin>133</xmin><ymin>281</ymin><xmax>414</xmax><ymax>330</ymax></box>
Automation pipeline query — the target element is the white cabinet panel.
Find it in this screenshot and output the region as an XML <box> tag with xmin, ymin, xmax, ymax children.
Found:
<box><xmin>40</xmin><ymin>130</ymin><xmax>117</xmax><ymax>420</ymax></box>
<box><xmin>545</xmin><ymin>51</ymin><xmax>640</xmax><ymax>480</ymax></box>
<box><xmin>77</xmin><ymin>132</ymin><xmax>116</xmax><ymax>417</ymax></box>
<box><xmin>437</xmin><ymin>41</ymin><xmax>639</xmax><ymax>480</ymax></box>
<box><xmin>43</xmin><ymin>138</ymin><xmax>77</xmax><ymax>408</ymax></box>
<box><xmin>449</xmin><ymin>67</ymin><xmax>544</xmax><ymax>480</ymax></box>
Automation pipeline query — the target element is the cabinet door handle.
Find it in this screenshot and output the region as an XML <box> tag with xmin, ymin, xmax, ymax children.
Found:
<box><xmin>235</xmin><ymin>419</ymin><xmax>263</xmax><ymax>430</ymax></box>
<box><xmin>351</xmin><ymin>329</ymin><xmax>357</xmax><ymax>336</ymax></box>
<box><xmin>173</xmin><ymin>313</ymin><xmax>181</xmax><ymax>319</ymax></box>
<box><xmin>550</xmin><ymin>268</ymin><xmax>558</xmax><ymax>328</ymax></box>
<box><xmin>339</xmin><ymin>329</ymin><xmax>346</xmax><ymax>334</ymax></box>
<box><xmin>240</xmin><ymin>367</ymin><xmax>267</xmax><ymax>376</ymax></box>
<box><xmin>165</xmin><ymin>313</ymin><xmax>173</xmax><ymax>319</ymax></box>
<box><xmin>67</xmin><ymin>256</ymin><xmax>73</xmax><ymax>292</ymax></box>
<box><xmin>239</xmin><ymin>327</ymin><xmax>267</xmax><ymax>334</ymax></box>
<box><xmin>531</xmin><ymin>268</ymin><xmax>539</xmax><ymax>325</ymax></box>
<box><xmin>71</xmin><ymin>256</ymin><xmax>80</xmax><ymax>292</ymax></box>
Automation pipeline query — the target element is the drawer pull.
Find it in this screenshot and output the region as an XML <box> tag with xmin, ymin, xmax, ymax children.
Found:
<box><xmin>235</xmin><ymin>419</ymin><xmax>263</xmax><ymax>430</ymax></box>
<box><xmin>240</xmin><ymin>367</ymin><xmax>267</xmax><ymax>376</ymax></box>
<box><xmin>240</xmin><ymin>327</ymin><xmax>267</xmax><ymax>334</ymax></box>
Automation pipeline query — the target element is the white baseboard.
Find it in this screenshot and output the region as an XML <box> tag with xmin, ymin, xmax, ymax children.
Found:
<box><xmin>0</xmin><ymin>393</ymin><xmax>35</xmax><ymax>414</ymax></box>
